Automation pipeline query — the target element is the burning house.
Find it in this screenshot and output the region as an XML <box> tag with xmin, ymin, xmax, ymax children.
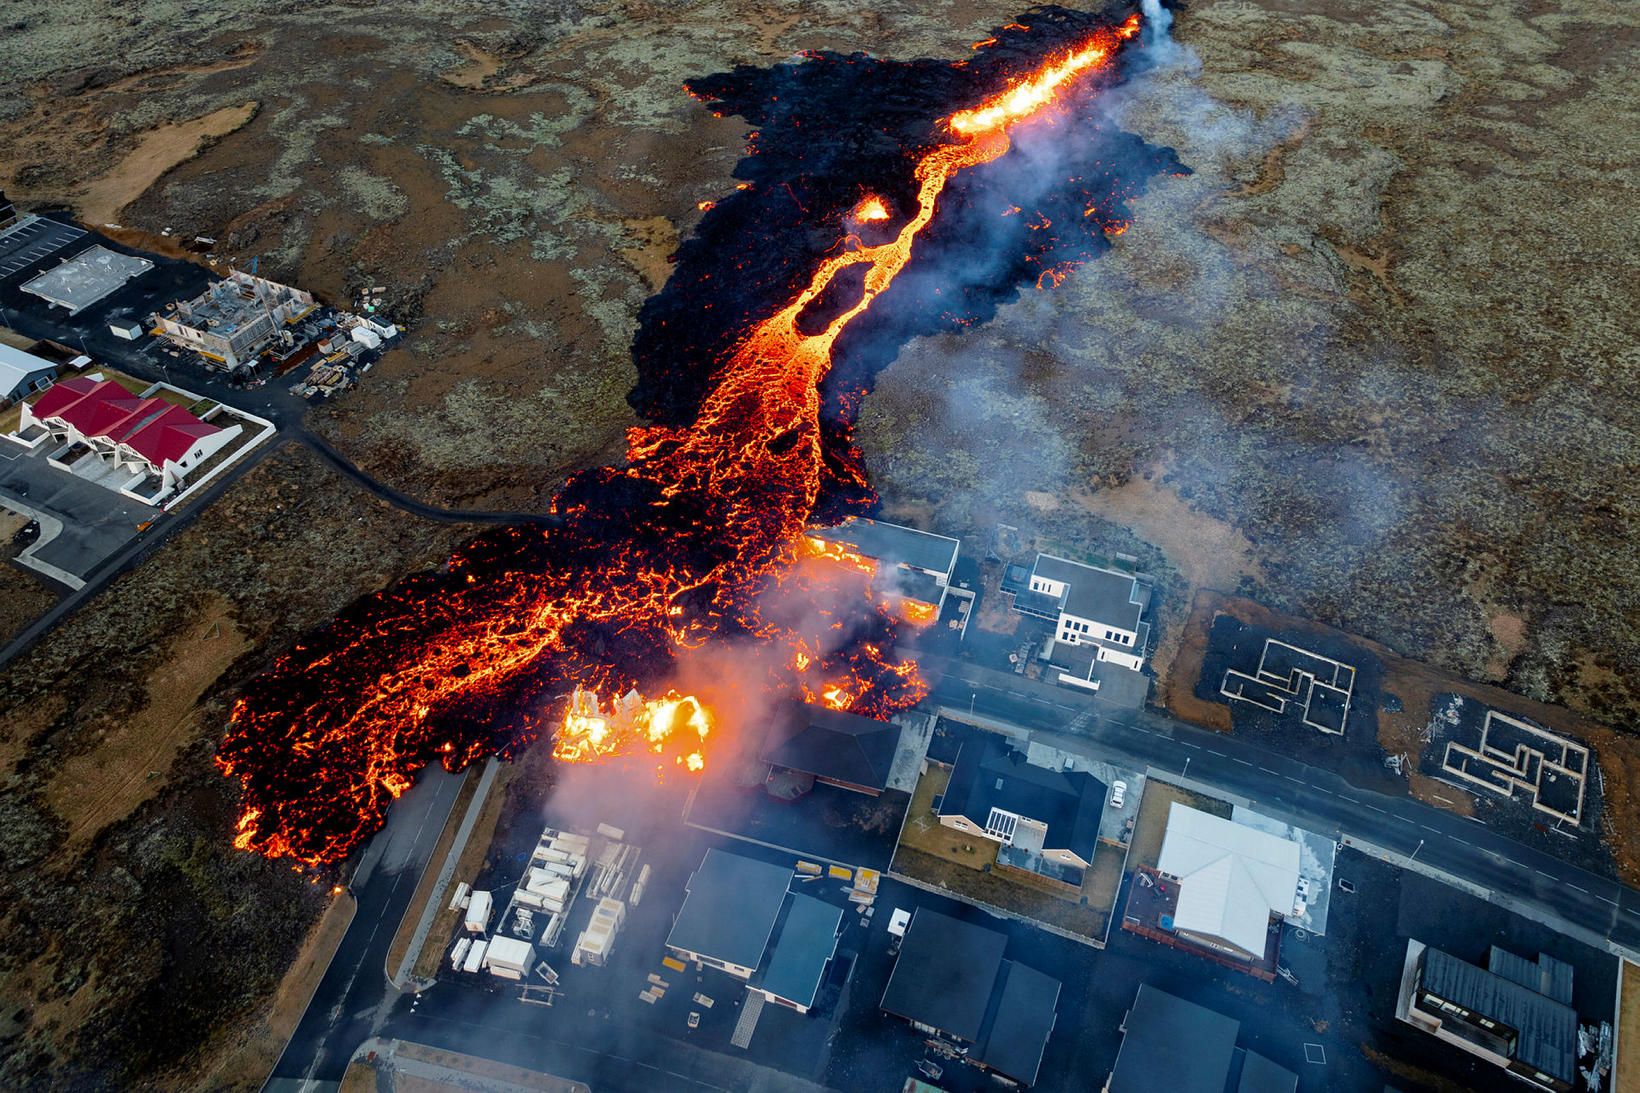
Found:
<box><xmin>808</xmin><ymin>517</ymin><xmax>965</xmax><ymax>626</ymax></box>
<box><xmin>759</xmin><ymin>702</ymin><xmax>904</xmax><ymax>798</ymax></box>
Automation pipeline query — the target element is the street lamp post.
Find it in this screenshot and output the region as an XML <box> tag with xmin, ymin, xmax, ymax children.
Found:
<box><xmin>1183</xmin><ymin>756</ymin><xmax>1191</xmax><ymax>778</ymax></box>
<box><xmin>970</xmin><ymin>692</ymin><xmax>976</xmax><ymax>716</ymax></box>
<box><xmin>1410</xmin><ymin>838</ymin><xmax>1424</xmax><ymax>862</ymax></box>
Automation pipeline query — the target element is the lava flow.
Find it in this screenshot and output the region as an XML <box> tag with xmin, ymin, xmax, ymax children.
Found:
<box><xmin>218</xmin><ymin>6</ymin><xmax>1167</xmax><ymax>867</ymax></box>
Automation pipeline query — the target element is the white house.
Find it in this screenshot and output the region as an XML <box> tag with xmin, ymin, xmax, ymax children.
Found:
<box><xmin>1155</xmin><ymin>803</ymin><xmax>1302</xmax><ymax>962</ymax></box>
<box><xmin>1005</xmin><ymin>553</ymin><xmax>1152</xmax><ymax>697</ymax></box>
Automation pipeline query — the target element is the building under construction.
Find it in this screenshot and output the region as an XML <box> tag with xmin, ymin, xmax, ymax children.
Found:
<box><xmin>151</xmin><ymin>269</ymin><xmax>315</xmax><ymax>369</ymax></box>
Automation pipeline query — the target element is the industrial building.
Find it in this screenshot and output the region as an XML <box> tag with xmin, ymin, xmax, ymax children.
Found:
<box><xmin>937</xmin><ymin>729</ymin><xmax>1106</xmax><ymax>880</ymax></box>
<box><xmin>0</xmin><ymin>342</ymin><xmax>56</xmax><ymax>404</ymax></box>
<box><xmin>151</xmin><ymin>269</ymin><xmax>316</xmax><ymax>369</ymax></box>
<box><xmin>759</xmin><ymin>704</ymin><xmax>903</xmax><ymax>798</ymax></box>
<box><xmin>1153</xmin><ymin>803</ymin><xmax>1302</xmax><ymax>963</ymax></box>
<box><xmin>1105</xmin><ymin>984</ymin><xmax>1297</xmax><ymax>1093</ymax></box>
<box><xmin>879</xmin><ymin>907</ymin><xmax>1060</xmax><ymax>1087</ymax></box>
<box><xmin>665</xmin><ymin>849</ymin><xmax>845</xmax><ymax>1014</ymax></box>
<box><xmin>1398</xmin><ymin>939</ymin><xmax>1580</xmax><ymax>1092</ymax></box>
<box><xmin>21</xmin><ymin>244</ymin><xmax>153</xmax><ymax>314</ymax></box>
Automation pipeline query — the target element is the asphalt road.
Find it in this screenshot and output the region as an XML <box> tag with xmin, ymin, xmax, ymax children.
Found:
<box><xmin>265</xmin><ymin>766</ymin><xmax>465</xmax><ymax>1091</ymax></box>
<box><xmin>924</xmin><ymin>656</ymin><xmax>1640</xmax><ymax>960</ymax></box>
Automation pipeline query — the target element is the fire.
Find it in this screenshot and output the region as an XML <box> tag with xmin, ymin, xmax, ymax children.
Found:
<box><xmin>899</xmin><ymin>599</ymin><xmax>938</xmax><ymax>625</ymax></box>
<box><xmin>217</xmin><ymin>12</ymin><xmax>1150</xmax><ymax>866</ymax></box>
<box><xmin>852</xmin><ymin>194</ymin><xmax>891</xmax><ymax>222</ymax></box>
<box><xmin>554</xmin><ymin>685</ymin><xmax>710</xmax><ymax>770</ymax></box>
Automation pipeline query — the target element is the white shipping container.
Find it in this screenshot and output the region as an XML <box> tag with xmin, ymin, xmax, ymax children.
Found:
<box><xmin>462</xmin><ymin>940</ymin><xmax>488</xmax><ymax>975</ymax></box>
<box><xmin>450</xmin><ymin>937</ymin><xmax>472</xmax><ymax>970</ymax></box>
<box><xmin>448</xmin><ymin>882</ymin><xmax>471</xmax><ymax>911</ymax></box>
<box><xmin>488</xmin><ymin>966</ymin><xmax>522</xmax><ymax>981</ymax></box>
<box><xmin>464</xmin><ymin>889</ymin><xmax>493</xmax><ymax>934</ymax></box>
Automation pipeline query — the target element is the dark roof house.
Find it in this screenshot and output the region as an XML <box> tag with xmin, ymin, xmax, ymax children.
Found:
<box><xmin>761</xmin><ymin>704</ymin><xmax>903</xmax><ymax>796</ymax></box>
<box><xmin>1106</xmin><ymin>984</ymin><xmax>1298</xmax><ymax>1093</ymax></box>
<box><xmin>757</xmin><ymin>892</ymin><xmax>844</xmax><ymax>1012</ymax></box>
<box><xmin>666</xmin><ymin>849</ymin><xmax>791</xmax><ymax>975</ymax></box>
<box><xmin>881</xmin><ymin>908</ymin><xmax>1061</xmax><ymax>1086</ymax></box>
<box><xmin>938</xmin><ymin>729</ymin><xmax>1105</xmax><ymax>867</ymax></box>
<box><xmin>1419</xmin><ymin>945</ymin><xmax>1578</xmax><ymax>1087</ymax></box>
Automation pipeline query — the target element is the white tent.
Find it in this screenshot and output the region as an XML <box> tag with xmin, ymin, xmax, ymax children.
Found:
<box><xmin>1157</xmin><ymin>802</ymin><xmax>1300</xmax><ymax>958</ymax></box>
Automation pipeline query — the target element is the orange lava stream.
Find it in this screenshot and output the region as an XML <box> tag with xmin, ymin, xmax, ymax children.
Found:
<box><xmin>219</xmin><ymin>17</ymin><xmax>1140</xmax><ymax>865</ymax></box>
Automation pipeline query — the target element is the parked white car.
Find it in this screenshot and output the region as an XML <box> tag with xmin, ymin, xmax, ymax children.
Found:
<box><xmin>1109</xmin><ymin>781</ymin><xmax>1127</xmax><ymax>809</ymax></box>
<box><xmin>1292</xmin><ymin>877</ymin><xmax>1312</xmax><ymax>917</ymax></box>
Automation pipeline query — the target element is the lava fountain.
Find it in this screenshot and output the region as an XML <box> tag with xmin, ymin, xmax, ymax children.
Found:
<box><xmin>219</xmin><ymin>5</ymin><xmax>1177</xmax><ymax>866</ymax></box>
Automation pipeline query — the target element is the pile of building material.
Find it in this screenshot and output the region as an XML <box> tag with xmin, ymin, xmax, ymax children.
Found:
<box><xmin>849</xmin><ymin>867</ymin><xmax>881</xmax><ymax>906</ymax></box>
<box><xmin>572</xmin><ymin>897</ymin><xmax>626</xmax><ymax>967</ymax></box>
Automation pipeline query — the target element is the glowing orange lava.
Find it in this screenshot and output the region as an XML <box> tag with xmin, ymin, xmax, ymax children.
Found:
<box><xmin>218</xmin><ymin>14</ymin><xmax>1146</xmax><ymax>866</ymax></box>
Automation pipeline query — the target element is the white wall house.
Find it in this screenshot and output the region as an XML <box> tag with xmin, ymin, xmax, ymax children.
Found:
<box><xmin>1013</xmin><ymin>554</ymin><xmax>1152</xmax><ymax>689</ymax></box>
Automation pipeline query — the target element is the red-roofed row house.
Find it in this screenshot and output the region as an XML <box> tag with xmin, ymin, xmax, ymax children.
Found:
<box><xmin>21</xmin><ymin>377</ymin><xmax>240</xmax><ymax>502</ymax></box>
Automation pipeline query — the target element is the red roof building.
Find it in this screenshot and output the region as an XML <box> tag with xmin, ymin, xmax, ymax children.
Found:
<box><xmin>23</xmin><ymin>375</ymin><xmax>240</xmax><ymax>503</ymax></box>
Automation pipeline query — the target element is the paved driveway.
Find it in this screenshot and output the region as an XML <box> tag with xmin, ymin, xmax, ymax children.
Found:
<box><xmin>0</xmin><ymin>441</ymin><xmax>150</xmax><ymax>585</ymax></box>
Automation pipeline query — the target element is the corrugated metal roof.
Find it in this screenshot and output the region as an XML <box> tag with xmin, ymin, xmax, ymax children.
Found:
<box><xmin>1423</xmin><ymin>946</ymin><xmax>1577</xmax><ymax>1084</ymax></box>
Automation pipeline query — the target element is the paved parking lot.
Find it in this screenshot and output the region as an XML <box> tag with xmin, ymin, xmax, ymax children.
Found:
<box><xmin>0</xmin><ymin>216</ymin><xmax>87</xmax><ymax>280</ymax></box>
<box><xmin>0</xmin><ymin>440</ymin><xmax>151</xmax><ymax>587</ymax></box>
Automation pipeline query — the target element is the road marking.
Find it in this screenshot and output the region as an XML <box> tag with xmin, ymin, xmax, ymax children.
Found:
<box><xmin>1365</xmin><ymin>804</ymin><xmax>1387</xmax><ymax>814</ymax></box>
<box><xmin>1568</xmin><ymin>883</ymin><xmax>1589</xmax><ymax>893</ymax></box>
<box><xmin>1419</xmin><ymin>824</ymin><xmax>1441</xmax><ymax>834</ymax></box>
<box><xmin>1259</xmin><ymin>767</ymin><xmax>1280</xmax><ymax>775</ymax></box>
<box><xmin>1231</xmin><ymin>757</ymin><xmax>1254</xmax><ymax>767</ymax></box>
<box><xmin>1339</xmin><ymin>794</ymin><xmax>1359</xmax><ymax>803</ymax></box>
<box><xmin>1284</xmin><ymin>775</ymin><xmax>1306</xmax><ymax>785</ymax></box>
<box><xmin>1535</xmin><ymin>870</ymin><xmax>1557</xmax><ymax>879</ymax></box>
<box><xmin>1180</xmin><ymin>741</ymin><xmax>1201</xmax><ymax>750</ymax></box>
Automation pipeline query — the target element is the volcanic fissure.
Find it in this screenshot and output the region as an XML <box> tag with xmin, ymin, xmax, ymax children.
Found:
<box><xmin>218</xmin><ymin>3</ymin><xmax>1185</xmax><ymax>866</ymax></box>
